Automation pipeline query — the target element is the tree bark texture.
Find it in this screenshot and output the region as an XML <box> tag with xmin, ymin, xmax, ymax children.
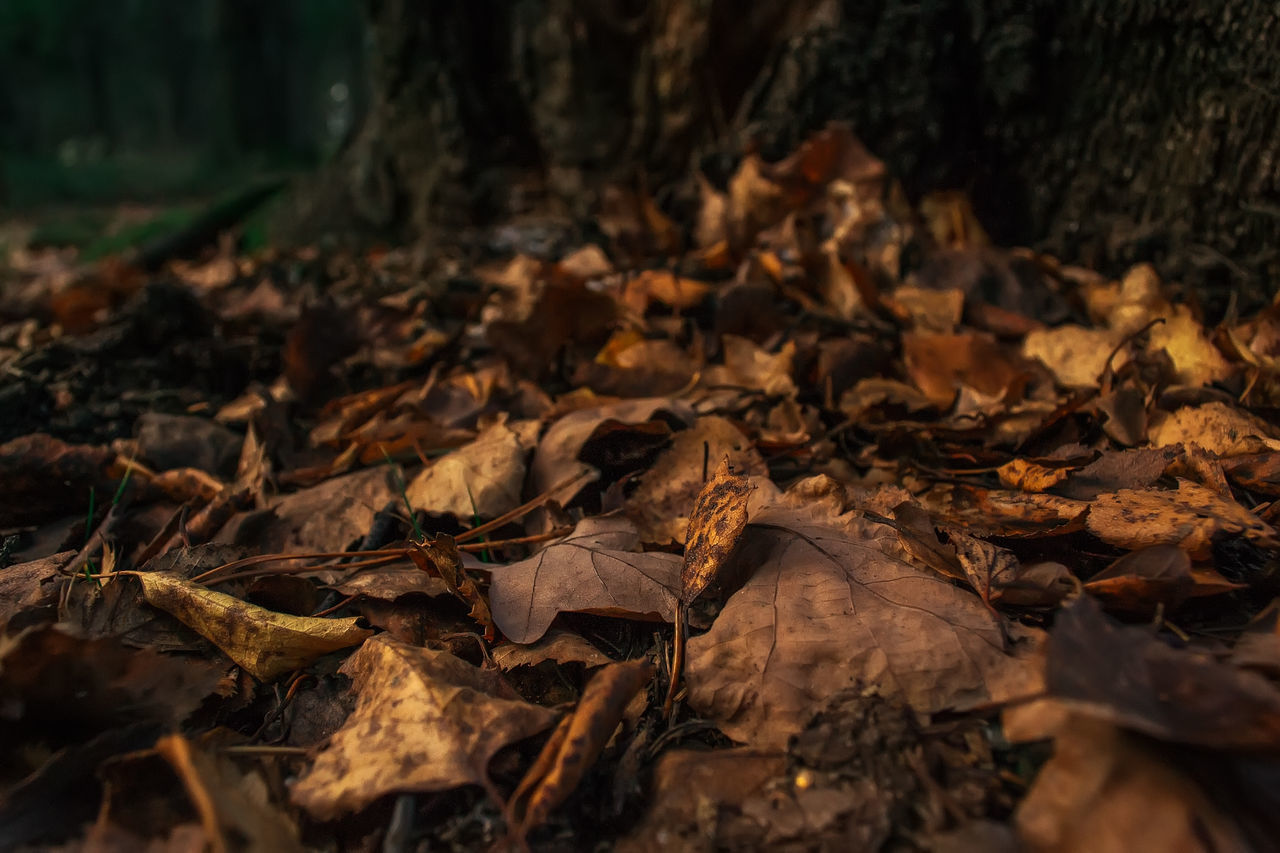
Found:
<box><xmin>279</xmin><ymin>0</ymin><xmax>1279</xmax><ymax>307</ymax></box>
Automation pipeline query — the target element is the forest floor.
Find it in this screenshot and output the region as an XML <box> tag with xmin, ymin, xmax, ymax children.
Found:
<box><xmin>1</xmin><ymin>125</ymin><xmax>1278</xmax><ymax>851</ymax></box>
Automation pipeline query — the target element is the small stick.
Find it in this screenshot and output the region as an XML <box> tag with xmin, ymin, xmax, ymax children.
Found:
<box><xmin>661</xmin><ymin>602</ymin><xmax>687</xmax><ymax>718</ymax></box>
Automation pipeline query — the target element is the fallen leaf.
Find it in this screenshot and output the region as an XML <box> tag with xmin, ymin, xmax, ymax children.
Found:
<box><xmin>997</xmin><ymin>458</ymin><xmax>1074</xmax><ymax>492</ymax></box>
<box><xmin>224</xmin><ymin>467</ymin><xmax>397</xmax><ymax>554</ymax></box>
<box><xmin>616</xmin><ymin>749</ymin><xmax>787</xmax><ymax>853</ymax></box>
<box><xmin>704</xmin><ymin>335</ymin><xmax>797</xmax><ymax>398</ymax></box>
<box><xmin>1082</xmin><ymin>545</ymin><xmax>1199</xmax><ymax>614</ymax></box>
<box><xmin>405</xmin><ymin>419</ymin><xmax>529</xmax><ymax>521</ymax></box>
<box><xmin>686</xmin><ymin>505</ymin><xmax>1042</xmax><ymax>747</ymax></box>
<box><xmin>1148</xmin><ymin>402</ymin><xmax>1280</xmax><ymax>457</ymax></box>
<box><xmin>155</xmin><ymin>734</ymin><xmax>302</xmax><ymax>852</ymax></box>
<box><xmin>131</xmin><ymin>572</ymin><xmax>372</xmax><ymax>681</ymax></box>
<box><xmin>407</xmin><ymin>534</ymin><xmax>496</xmax><ymax>639</ymax></box>
<box><xmin>887</xmin><ymin>285</ymin><xmax>964</xmax><ymax>333</ymax></box>
<box><xmin>903</xmin><ymin>332</ymin><xmax>1026</xmax><ymax>409</ymax></box>
<box><xmin>0</xmin><ymin>434</ymin><xmax>115</xmax><ymax>526</ymax></box>
<box><xmin>291</xmin><ymin>635</ymin><xmax>557</xmax><ymax>818</ymax></box>
<box><xmin>1023</xmin><ymin>325</ymin><xmax>1127</xmax><ymax>389</ymax></box>
<box><xmin>487</xmin><ymin>516</ymin><xmax>681</xmax><ymax>643</ymax></box>
<box><xmin>1045</xmin><ymin>597</ymin><xmax>1280</xmax><ymax>749</ymax></box>
<box><xmin>920</xmin><ymin>484</ymin><xmax>1088</xmax><ymax>538</ymax></box>
<box><xmin>491</xmin><ymin>629</ymin><xmax>614</xmax><ymax>670</ymax></box>
<box><xmin>0</xmin><ymin>551</ymin><xmax>72</xmax><ymax>630</ymax></box>
<box><xmin>509</xmin><ymin>660</ymin><xmax>653</xmax><ymax>838</ymax></box>
<box><xmin>0</xmin><ymin>624</ymin><xmax>223</xmax><ymax>733</ymax></box>
<box><xmin>1015</xmin><ymin>716</ymin><xmax>1250</xmax><ymax>853</ymax></box>
<box><xmin>626</xmin><ymin>416</ymin><xmax>766</xmax><ymax>544</ymax></box>
<box><xmin>531</xmin><ymin>398</ymin><xmax>695</xmax><ymax>505</ymax></box>
<box><xmin>681</xmin><ymin>458</ymin><xmax>753</xmax><ymax>605</ymax></box>
<box><xmin>621</xmin><ymin>270</ymin><xmax>713</xmax><ymax>315</ymax></box>
<box><xmin>1086</xmin><ymin>479</ymin><xmax>1278</xmax><ymax>558</ymax></box>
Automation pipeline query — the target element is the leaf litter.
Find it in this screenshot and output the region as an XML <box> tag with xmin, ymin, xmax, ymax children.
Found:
<box><xmin>3</xmin><ymin>123</ymin><xmax>1280</xmax><ymax>849</ymax></box>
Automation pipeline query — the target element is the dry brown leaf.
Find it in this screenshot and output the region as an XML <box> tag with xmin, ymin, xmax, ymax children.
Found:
<box><xmin>920</xmin><ymin>484</ymin><xmax>1089</xmax><ymax>538</ymax></box>
<box><xmin>705</xmin><ymin>335</ymin><xmax>797</xmax><ymax>398</ymax></box>
<box><xmin>1079</xmin><ymin>545</ymin><xmax>1242</xmax><ymax>615</ymax></box>
<box><xmin>1046</xmin><ymin>597</ymin><xmax>1280</xmax><ymax>749</ymax></box>
<box><xmin>323</xmin><ymin>562</ymin><xmax>450</xmax><ymax>601</ymax></box>
<box><xmin>997</xmin><ymin>458</ymin><xmax>1074</xmax><ymax>492</ymax></box>
<box><xmin>1222</xmin><ymin>452</ymin><xmax>1280</xmax><ymax>496</ymax></box>
<box><xmin>291</xmin><ymin>635</ymin><xmax>557</xmax><ymax>819</ymax></box>
<box><xmin>1148</xmin><ymin>401</ymin><xmax>1280</xmax><ymax>457</ymax></box>
<box><xmin>681</xmin><ymin>457</ymin><xmax>753</xmax><ymax>605</ymax></box>
<box><xmin>887</xmin><ymin>285</ymin><xmax>964</xmax><ymax>333</ymax></box>
<box><xmin>0</xmin><ymin>551</ymin><xmax>73</xmax><ymax>629</ymax></box>
<box><xmin>509</xmin><ymin>660</ymin><xmax>653</xmax><ymax>839</ymax></box>
<box><xmin>229</xmin><ymin>467</ymin><xmax>397</xmax><ymax>554</ymax></box>
<box><xmin>1015</xmin><ymin>716</ymin><xmax>1250</xmax><ymax>853</ymax></box>
<box><xmin>0</xmin><ymin>624</ymin><xmax>224</xmax><ymax>730</ymax></box>
<box><xmin>531</xmin><ymin>398</ymin><xmax>695</xmax><ymax>505</ymax></box>
<box><xmin>1086</xmin><ymin>479</ymin><xmax>1278</xmax><ymax>558</ymax></box>
<box><xmin>487</xmin><ymin>515</ymin><xmax>681</xmax><ymax>643</ymax></box>
<box><xmin>407</xmin><ymin>534</ymin><xmax>496</xmax><ymax>639</ymax></box>
<box><xmin>686</xmin><ymin>505</ymin><xmax>1042</xmax><ymax>747</ymax></box>
<box><xmin>155</xmin><ymin>734</ymin><xmax>302</xmax><ymax>852</ymax></box>
<box><xmin>0</xmin><ymin>433</ymin><xmax>116</xmax><ymax>526</ymax></box>
<box><xmin>405</xmin><ymin>419</ymin><xmax>529</xmax><ymax>520</ymax></box>
<box><xmin>627</xmin><ymin>416</ymin><xmax>765</xmax><ymax>545</ymax></box>
<box><xmin>621</xmin><ymin>270</ymin><xmax>713</xmax><ymax>315</ymax></box>
<box><xmin>1022</xmin><ymin>325</ymin><xmax>1127</xmax><ymax>389</ymax></box>
<box><xmin>491</xmin><ymin>629</ymin><xmax>614</xmax><ymax>670</ymax></box>
<box><xmin>616</xmin><ymin>748</ymin><xmax>787</xmax><ymax>853</ymax></box>
<box><xmin>903</xmin><ymin>332</ymin><xmax>1026</xmax><ymax>409</ymax></box>
<box><xmin>130</xmin><ymin>572</ymin><xmax>372</xmax><ymax>681</ymax></box>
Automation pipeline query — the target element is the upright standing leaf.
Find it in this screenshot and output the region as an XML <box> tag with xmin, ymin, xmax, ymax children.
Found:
<box><xmin>681</xmin><ymin>457</ymin><xmax>753</xmax><ymax>604</ymax></box>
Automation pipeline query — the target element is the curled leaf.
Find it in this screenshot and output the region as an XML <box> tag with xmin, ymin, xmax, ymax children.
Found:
<box><xmin>131</xmin><ymin>572</ymin><xmax>371</xmax><ymax>681</ymax></box>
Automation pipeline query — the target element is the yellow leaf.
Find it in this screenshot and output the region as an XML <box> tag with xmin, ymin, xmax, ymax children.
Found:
<box><xmin>132</xmin><ymin>572</ymin><xmax>371</xmax><ymax>681</ymax></box>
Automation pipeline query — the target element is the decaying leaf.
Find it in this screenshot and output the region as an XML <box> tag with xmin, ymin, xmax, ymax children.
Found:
<box><xmin>617</xmin><ymin>749</ymin><xmax>787</xmax><ymax>853</ymax></box>
<box><xmin>491</xmin><ymin>629</ymin><xmax>614</xmax><ymax>670</ymax></box>
<box><xmin>155</xmin><ymin>734</ymin><xmax>303</xmax><ymax>852</ymax></box>
<box><xmin>405</xmin><ymin>419</ymin><xmax>530</xmax><ymax>521</ymax></box>
<box><xmin>531</xmin><ymin>398</ymin><xmax>695</xmax><ymax>505</ymax></box>
<box><xmin>1082</xmin><ymin>545</ymin><xmax>1240</xmax><ymax>614</ymax></box>
<box><xmin>1015</xmin><ymin>716</ymin><xmax>1251</xmax><ymax>853</ymax></box>
<box><xmin>130</xmin><ymin>572</ymin><xmax>372</xmax><ymax>681</ymax></box>
<box><xmin>1147</xmin><ymin>401</ymin><xmax>1280</xmax><ymax>457</ymax></box>
<box><xmin>681</xmin><ymin>457</ymin><xmax>753</xmax><ymax>605</ymax></box>
<box><xmin>1086</xmin><ymin>479</ymin><xmax>1278</xmax><ymax>558</ymax></box>
<box><xmin>686</xmin><ymin>505</ymin><xmax>1042</xmax><ymax>747</ymax></box>
<box><xmin>1045</xmin><ymin>597</ymin><xmax>1280</xmax><ymax>749</ymax></box>
<box><xmin>509</xmin><ymin>660</ymin><xmax>653</xmax><ymax>839</ymax></box>
<box><xmin>488</xmin><ymin>516</ymin><xmax>681</xmax><ymax>643</ymax></box>
<box><xmin>291</xmin><ymin>635</ymin><xmax>557</xmax><ymax>819</ymax></box>
<box><xmin>1023</xmin><ymin>324</ymin><xmax>1127</xmax><ymax>389</ymax></box>
<box><xmin>626</xmin><ymin>416</ymin><xmax>766</xmax><ymax>545</ymax></box>
<box><xmin>407</xmin><ymin>534</ymin><xmax>496</xmax><ymax>639</ymax></box>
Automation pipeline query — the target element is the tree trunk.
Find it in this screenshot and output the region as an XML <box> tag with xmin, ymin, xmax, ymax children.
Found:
<box><xmin>278</xmin><ymin>0</ymin><xmax>1279</xmax><ymax>309</ymax></box>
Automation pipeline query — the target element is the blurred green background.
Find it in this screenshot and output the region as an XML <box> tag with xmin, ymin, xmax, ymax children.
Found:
<box><xmin>0</xmin><ymin>0</ymin><xmax>366</xmax><ymax>251</ymax></box>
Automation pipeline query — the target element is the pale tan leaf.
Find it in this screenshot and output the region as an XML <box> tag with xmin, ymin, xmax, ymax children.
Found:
<box><xmin>291</xmin><ymin>635</ymin><xmax>557</xmax><ymax>819</ymax></box>
<box><xmin>405</xmin><ymin>419</ymin><xmax>529</xmax><ymax>520</ymax></box>
<box><xmin>1023</xmin><ymin>325</ymin><xmax>1127</xmax><ymax>389</ymax></box>
<box><xmin>1148</xmin><ymin>402</ymin><xmax>1280</xmax><ymax>457</ymax></box>
<box><xmin>132</xmin><ymin>572</ymin><xmax>372</xmax><ymax>681</ymax></box>
<box><xmin>1086</xmin><ymin>479</ymin><xmax>1278</xmax><ymax>558</ymax></box>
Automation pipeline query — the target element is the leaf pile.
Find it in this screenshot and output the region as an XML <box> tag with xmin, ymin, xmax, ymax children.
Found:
<box><xmin>3</xmin><ymin>123</ymin><xmax>1280</xmax><ymax>850</ymax></box>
